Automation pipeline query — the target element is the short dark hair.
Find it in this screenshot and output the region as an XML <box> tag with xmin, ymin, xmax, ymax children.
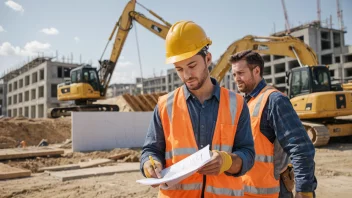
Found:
<box><xmin>196</xmin><ymin>45</ymin><xmax>209</xmax><ymax>59</ymax></box>
<box><xmin>228</xmin><ymin>50</ymin><xmax>264</xmax><ymax>77</ymax></box>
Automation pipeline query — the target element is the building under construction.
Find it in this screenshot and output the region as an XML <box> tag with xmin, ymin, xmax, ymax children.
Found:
<box><xmin>0</xmin><ymin>57</ymin><xmax>81</xmax><ymax>118</ymax></box>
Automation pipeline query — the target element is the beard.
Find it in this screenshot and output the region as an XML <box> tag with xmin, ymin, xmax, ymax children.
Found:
<box><xmin>237</xmin><ymin>74</ymin><xmax>256</xmax><ymax>93</ymax></box>
<box><xmin>185</xmin><ymin>66</ymin><xmax>209</xmax><ymax>91</ymax></box>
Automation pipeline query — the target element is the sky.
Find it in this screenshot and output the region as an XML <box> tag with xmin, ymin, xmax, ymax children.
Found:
<box><xmin>0</xmin><ymin>0</ymin><xmax>351</xmax><ymax>84</ymax></box>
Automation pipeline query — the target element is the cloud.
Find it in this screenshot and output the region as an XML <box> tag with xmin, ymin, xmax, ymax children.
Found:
<box><xmin>74</xmin><ymin>36</ymin><xmax>80</xmax><ymax>43</ymax></box>
<box><xmin>5</xmin><ymin>0</ymin><xmax>24</xmax><ymax>13</ymax></box>
<box><xmin>41</xmin><ymin>28</ymin><xmax>59</xmax><ymax>35</ymax></box>
<box><xmin>0</xmin><ymin>26</ymin><xmax>5</xmax><ymax>32</ymax></box>
<box><xmin>0</xmin><ymin>41</ymin><xmax>51</xmax><ymax>56</ymax></box>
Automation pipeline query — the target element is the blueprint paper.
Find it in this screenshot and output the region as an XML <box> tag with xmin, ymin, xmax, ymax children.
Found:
<box><xmin>136</xmin><ymin>145</ymin><xmax>211</xmax><ymax>187</ymax></box>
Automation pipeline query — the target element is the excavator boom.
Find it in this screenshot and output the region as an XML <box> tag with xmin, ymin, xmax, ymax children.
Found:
<box><xmin>210</xmin><ymin>35</ymin><xmax>318</xmax><ymax>82</ymax></box>
<box><xmin>99</xmin><ymin>0</ymin><xmax>171</xmax><ymax>97</ymax></box>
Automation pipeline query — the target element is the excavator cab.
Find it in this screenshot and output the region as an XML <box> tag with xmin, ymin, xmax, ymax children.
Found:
<box><xmin>287</xmin><ymin>66</ymin><xmax>331</xmax><ymax>99</ymax></box>
<box><xmin>70</xmin><ymin>65</ymin><xmax>102</xmax><ymax>93</ymax></box>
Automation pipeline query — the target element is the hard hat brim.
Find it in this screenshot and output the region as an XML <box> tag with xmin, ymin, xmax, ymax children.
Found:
<box><xmin>165</xmin><ymin>45</ymin><xmax>205</xmax><ymax>64</ymax></box>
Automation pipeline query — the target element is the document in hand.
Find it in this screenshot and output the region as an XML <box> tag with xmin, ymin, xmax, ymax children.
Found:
<box><xmin>136</xmin><ymin>145</ymin><xmax>212</xmax><ymax>188</ymax></box>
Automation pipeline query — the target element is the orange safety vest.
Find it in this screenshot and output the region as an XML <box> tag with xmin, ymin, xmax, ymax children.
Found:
<box><xmin>157</xmin><ymin>85</ymin><xmax>245</xmax><ymax>198</ymax></box>
<box><xmin>242</xmin><ymin>86</ymin><xmax>280</xmax><ymax>198</ymax></box>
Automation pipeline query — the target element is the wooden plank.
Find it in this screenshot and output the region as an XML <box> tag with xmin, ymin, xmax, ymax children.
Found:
<box><xmin>0</xmin><ymin>163</ymin><xmax>31</xmax><ymax>180</ymax></box>
<box><xmin>38</xmin><ymin>164</ymin><xmax>80</xmax><ymax>172</ymax></box>
<box><xmin>0</xmin><ymin>147</ymin><xmax>64</xmax><ymax>160</ymax></box>
<box><xmin>49</xmin><ymin>163</ymin><xmax>140</xmax><ymax>181</ymax></box>
<box><xmin>108</xmin><ymin>152</ymin><xmax>131</xmax><ymax>160</ymax></box>
<box><xmin>79</xmin><ymin>159</ymin><xmax>113</xmax><ymax>168</ymax></box>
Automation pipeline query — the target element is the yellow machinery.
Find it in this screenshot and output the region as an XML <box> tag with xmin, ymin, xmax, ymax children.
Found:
<box><xmin>209</xmin><ymin>35</ymin><xmax>352</xmax><ymax>146</ymax></box>
<box><xmin>342</xmin><ymin>80</ymin><xmax>352</xmax><ymax>91</ymax></box>
<box><xmin>48</xmin><ymin>0</ymin><xmax>171</xmax><ymax>118</ymax></box>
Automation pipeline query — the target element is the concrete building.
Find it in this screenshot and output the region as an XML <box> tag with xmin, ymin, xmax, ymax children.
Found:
<box><xmin>142</xmin><ymin>75</ymin><xmax>167</xmax><ymax>94</ymax></box>
<box><xmin>0</xmin><ymin>79</ymin><xmax>5</xmax><ymax>116</ymax></box>
<box><xmin>0</xmin><ymin>57</ymin><xmax>81</xmax><ymax>118</ymax></box>
<box><xmin>107</xmin><ymin>83</ymin><xmax>137</xmax><ymax>98</ymax></box>
<box><xmin>166</xmin><ymin>68</ymin><xmax>183</xmax><ymax>91</ymax></box>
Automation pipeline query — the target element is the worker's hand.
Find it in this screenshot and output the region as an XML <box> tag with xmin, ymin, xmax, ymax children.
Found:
<box><xmin>143</xmin><ymin>160</ymin><xmax>163</xmax><ymax>188</ymax></box>
<box><xmin>295</xmin><ymin>192</ymin><xmax>313</xmax><ymax>198</ymax></box>
<box><xmin>198</xmin><ymin>150</ymin><xmax>232</xmax><ymax>175</ymax></box>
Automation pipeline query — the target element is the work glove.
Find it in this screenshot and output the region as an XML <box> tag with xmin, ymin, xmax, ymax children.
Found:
<box><xmin>215</xmin><ymin>150</ymin><xmax>233</xmax><ymax>174</ymax></box>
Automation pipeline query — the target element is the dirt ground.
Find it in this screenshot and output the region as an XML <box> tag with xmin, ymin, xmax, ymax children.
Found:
<box><xmin>0</xmin><ymin>116</ymin><xmax>71</xmax><ymax>148</ymax></box>
<box><xmin>0</xmin><ymin>117</ymin><xmax>352</xmax><ymax>197</ymax></box>
<box><xmin>0</xmin><ymin>140</ymin><xmax>350</xmax><ymax>198</ymax></box>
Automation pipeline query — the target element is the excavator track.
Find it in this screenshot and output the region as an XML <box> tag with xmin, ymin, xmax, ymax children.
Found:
<box><xmin>301</xmin><ymin>121</ymin><xmax>330</xmax><ymax>147</ymax></box>
<box><xmin>47</xmin><ymin>104</ymin><xmax>119</xmax><ymax>118</ymax></box>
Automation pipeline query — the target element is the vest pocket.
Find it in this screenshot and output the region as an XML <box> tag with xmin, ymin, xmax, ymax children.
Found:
<box><xmin>217</xmin><ymin>124</ymin><xmax>235</xmax><ymax>152</ymax></box>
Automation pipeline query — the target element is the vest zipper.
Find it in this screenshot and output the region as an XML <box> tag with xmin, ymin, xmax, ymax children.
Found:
<box><xmin>201</xmin><ymin>175</ymin><xmax>206</xmax><ymax>198</ymax></box>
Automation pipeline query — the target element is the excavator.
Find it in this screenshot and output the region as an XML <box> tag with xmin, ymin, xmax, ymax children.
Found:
<box><xmin>209</xmin><ymin>35</ymin><xmax>352</xmax><ymax>146</ymax></box>
<box><xmin>48</xmin><ymin>0</ymin><xmax>171</xmax><ymax>118</ymax></box>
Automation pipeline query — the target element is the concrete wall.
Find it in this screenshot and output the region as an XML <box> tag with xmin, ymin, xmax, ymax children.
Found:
<box><xmin>72</xmin><ymin>112</ymin><xmax>153</xmax><ymax>152</ymax></box>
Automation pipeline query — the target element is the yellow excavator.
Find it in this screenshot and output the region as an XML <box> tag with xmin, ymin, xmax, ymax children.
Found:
<box><xmin>48</xmin><ymin>0</ymin><xmax>171</xmax><ymax>118</ymax></box>
<box><xmin>210</xmin><ymin>35</ymin><xmax>352</xmax><ymax>146</ymax></box>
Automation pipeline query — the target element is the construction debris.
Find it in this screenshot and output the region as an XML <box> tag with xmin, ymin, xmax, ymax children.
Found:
<box><xmin>0</xmin><ymin>163</ymin><xmax>31</xmax><ymax>180</ymax></box>
<box><xmin>0</xmin><ymin>147</ymin><xmax>64</xmax><ymax>160</ymax></box>
<box><xmin>48</xmin><ymin>163</ymin><xmax>140</xmax><ymax>182</ymax></box>
<box><xmin>0</xmin><ymin>116</ymin><xmax>71</xmax><ymax>149</ymax></box>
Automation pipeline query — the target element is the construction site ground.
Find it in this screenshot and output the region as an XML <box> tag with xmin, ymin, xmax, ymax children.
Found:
<box><xmin>1</xmin><ymin>116</ymin><xmax>352</xmax><ymax>197</ymax></box>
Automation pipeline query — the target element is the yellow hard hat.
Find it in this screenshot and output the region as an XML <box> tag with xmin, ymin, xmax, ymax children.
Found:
<box><xmin>165</xmin><ymin>20</ymin><xmax>212</xmax><ymax>64</ymax></box>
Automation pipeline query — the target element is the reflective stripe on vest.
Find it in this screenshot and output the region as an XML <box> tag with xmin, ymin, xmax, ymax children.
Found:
<box><xmin>229</xmin><ymin>91</ymin><xmax>237</xmax><ymax>125</ymax></box>
<box><xmin>165</xmin><ymin>147</ymin><xmax>197</xmax><ymax>160</ymax></box>
<box><xmin>212</xmin><ymin>144</ymin><xmax>232</xmax><ymax>153</ymax></box>
<box><xmin>255</xmin><ymin>154</ymin><xmax>274</xmax><ymax>163</ymax></box>
<box><xmin>252</xmin><ymin>87</ymin><xmax>274</xmax><ymax>117</ymax></box>
<box><xmin>162</xmin><ymin>183</ymin><xmax>203</xmax><ymax>190</ymax></box>
<box><xmin>166</xmin><ymin>90</ymin><xmax>175</xmax><ymax>123</ymax></box>
<box><xmin>206</xmin><ymin>186</ymin><xmax>244</xmax><ymax>196</ymax></box>
<box><xmin>244</xmin><ymin>185</ymin><xmax>280</xmax><ymax>195</ymax></box>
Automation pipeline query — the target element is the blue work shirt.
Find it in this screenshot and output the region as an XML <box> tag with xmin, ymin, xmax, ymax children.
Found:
<box><xmin>140</xmin><ymin>77</ymin><xmax>255</xmax><ymax>177</ymax></box>
<box><xmin>244</xmin><ymin>79</ymin><xmax>317</xmax><ymax>192</ymax></box>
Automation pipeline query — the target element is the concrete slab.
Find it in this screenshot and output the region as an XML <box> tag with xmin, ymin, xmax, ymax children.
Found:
<box><xmin>79</xmin><ymin>159</ymin><xmax>113</xmax><ymax>168</ymax></box>
<box><xmin>0</xmin><ymin>163</ymin><xmax>31</xmax><ymax>180</ymax></box>
<box><xmin>49</xmin><ymin>163</ymin><xmax>140</xmax><ymax>181</ymax></box>
<box><xmin>0</xmin><ymin>147</ymin><xmax>64</xmax><ymax>160</ymax></box>
<box><xmin>72</xmin><ymin>112</ymin><xmax>152</xmax><ymax>152</ymax></box>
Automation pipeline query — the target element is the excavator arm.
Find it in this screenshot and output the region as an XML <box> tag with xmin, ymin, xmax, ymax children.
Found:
<box><xmin>98</xmin><ymin>0</ymin><xmax>171</xmax><ymax>96</ymax></box>
<box><xmin>210</xmin><ymin>35</ymin><xmax>318</xmax><ymax>82</ymax></box>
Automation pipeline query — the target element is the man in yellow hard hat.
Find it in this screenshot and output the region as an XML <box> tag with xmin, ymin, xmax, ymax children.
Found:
<box><xmin>140</xmin><ymin>20</ymin><xmax>255</xmax><ymax>197</ymax></box>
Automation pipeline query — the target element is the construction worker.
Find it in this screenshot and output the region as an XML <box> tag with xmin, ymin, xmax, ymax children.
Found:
<box><xmin>140</xmin><ymin>20</ymin><xmax>255</xmax><ymax>197</ymax></box>
<box><xmin>229</xmin><ymin>50</ymin><xmax>317</xmax><ymax>198</ymax></box>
